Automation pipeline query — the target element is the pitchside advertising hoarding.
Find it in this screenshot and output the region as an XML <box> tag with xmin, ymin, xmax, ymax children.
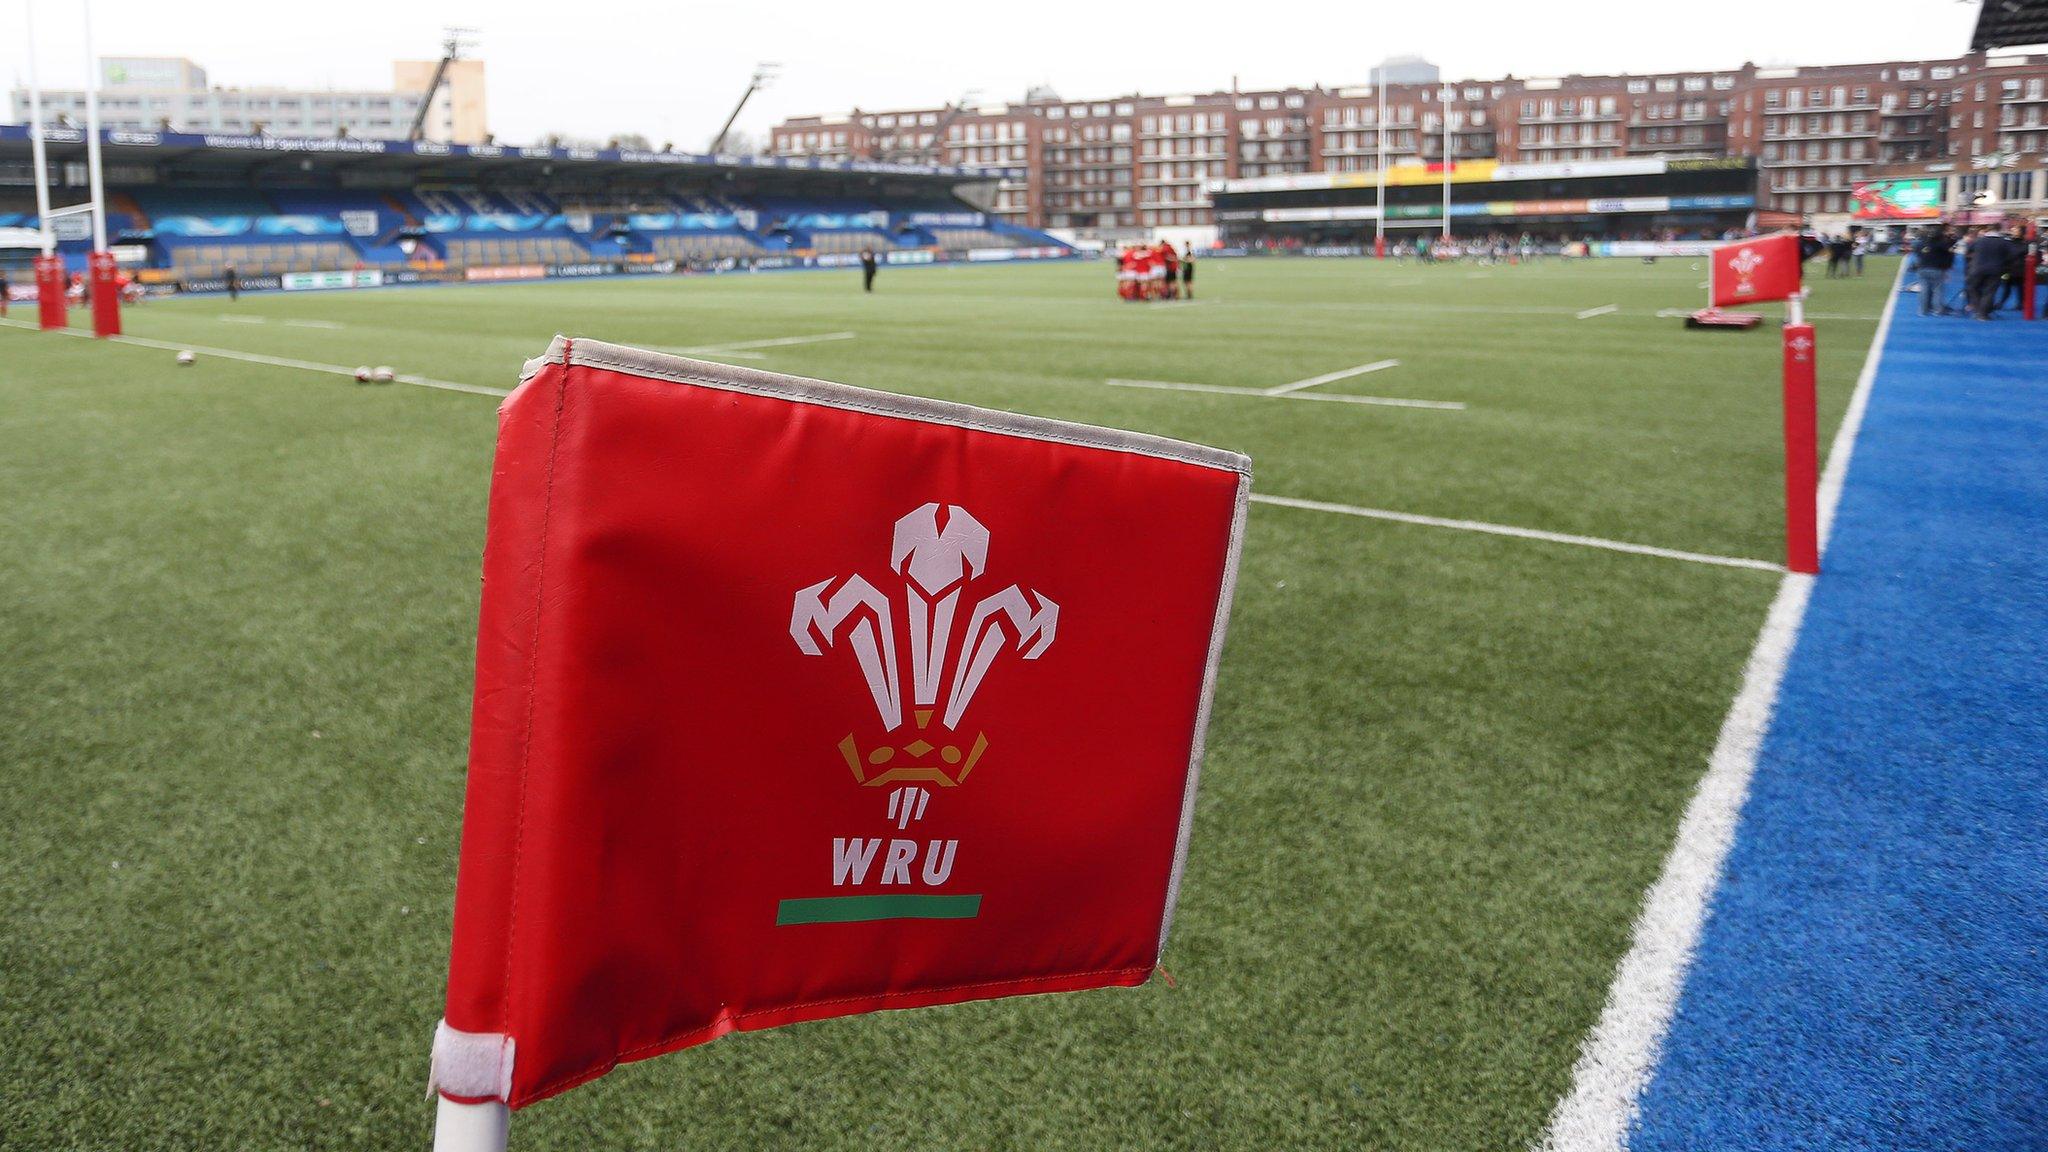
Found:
<box><xmin>429</xmin><ymin>339</ymin><xmax>1248</xmax><ymax>1136</ymax></box>
<box><xmin>1851</xmin><ymin>178</ymin><xmax>1944</xmax><ymax>220</ymax></box>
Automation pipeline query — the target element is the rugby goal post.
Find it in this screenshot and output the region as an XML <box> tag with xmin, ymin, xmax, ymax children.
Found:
<box><xmin>21</xmin><ymin>0</ymin><xmax>121</xmax><ymax>338</ymax></box>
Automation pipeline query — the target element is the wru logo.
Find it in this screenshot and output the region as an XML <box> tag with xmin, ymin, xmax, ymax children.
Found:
<box><xmin>791</xmin><ymin>503</ymin><xmax>1059</xmax><ymax>828</ymax></box>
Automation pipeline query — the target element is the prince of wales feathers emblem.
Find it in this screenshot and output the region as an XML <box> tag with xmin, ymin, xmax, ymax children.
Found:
<box><xmin>791</xmin><ymin>504</ymin><xmax>1057</xmax><ymax>829</ymax></box>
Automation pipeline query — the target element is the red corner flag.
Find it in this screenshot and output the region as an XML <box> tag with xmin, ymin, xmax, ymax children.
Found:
<box><xmin>430</xmin><ymin>338</ymin><xmax>1250</xmax><ymax>1115</ymax></box>
<box><xmin>1708</xmin><ymin>232</ymin><xmax>1804</xmax><ymax>307</ymax></box>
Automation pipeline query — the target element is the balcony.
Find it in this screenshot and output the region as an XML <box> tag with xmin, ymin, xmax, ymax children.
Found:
<box><xmin>1760</xmin><ymin>154</ymin><xmax>1869</xmax><ymax>168</ymax></box>
<box><xmin>1764</xmin><ymin>126</ymin><xmax>1879</xmax><ymax>141</ymax></box>
<box><xmin>1515</xmin><ymin>111</ymin><xmax>1624</xmax><ymax>124</ymax></box>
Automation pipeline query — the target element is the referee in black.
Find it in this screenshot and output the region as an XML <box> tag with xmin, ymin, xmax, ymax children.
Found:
<box><xmin>859</xmin><ymin>248</ymin><xmax>877</xmax><ymax>293</ymax></box>
<box><xmin>1180</xmin><ymin>243</ymin><xmax>1196</xmax><ymax>299</ymax></box>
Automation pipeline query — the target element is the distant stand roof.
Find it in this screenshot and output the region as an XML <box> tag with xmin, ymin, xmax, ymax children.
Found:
<box><xmin>1972</xmin><ymin>0</ymin><xmax>2048</xmax><ymax>50</ymax></box>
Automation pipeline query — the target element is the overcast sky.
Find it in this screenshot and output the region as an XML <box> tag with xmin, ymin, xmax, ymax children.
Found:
<box><xmin>5</xmin><ymin>0</ymin><xmax>1989</xmax><ymax>147</ymax></box>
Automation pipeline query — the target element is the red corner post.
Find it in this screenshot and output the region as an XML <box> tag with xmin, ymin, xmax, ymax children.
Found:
<box><xmin>2025</xmin><ymin>222</ymin><xmax>2039</xmax><ymax>322</ymax></box>
<box><xmin>34</xmin><ymin>253</ymin><xmax>68</xmax><ymax>331</ymax></box>
<box><xmin>88</xmin><ymin>250</ymin><xmax>122</xmax><ymax>338</ymax></box>
<box><xmin>1781</xmin><ymin>306</ymin><xmax>1820</xmax><ymax>575</ymax></box>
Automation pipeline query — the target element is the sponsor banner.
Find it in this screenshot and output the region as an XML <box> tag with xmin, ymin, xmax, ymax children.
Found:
<box><xmin>0</xmin><ymin>226</ymin><xmax>42</xmax><ymax>248</ymax></box>
<box><xmin>1262</xmin><ymin>205</ymin><xmax>1381</xmax><ymax>223</ymax></box>
<box><xmin>181</xmin><ymin>274</ymin><xmax>282</xmax><ymax>293</ymax></box>
<box><xmin>258</xmin><ymin>215</ymin><xmax>347</xmax><ymax>237</ymax></box>
<box><xmin>156</xmin><ymin>216</ymin><xmax>252</xmax><ymax>238</ymax></box>
<box><xmin>547</xmin><ymin>262</ymin><xmax>619</xmax><ymax>278</ymax></box>
<box><xmin>783</xmin><ymin>210</ymin><xmax>888</xmax><ymax>231</ymax></box>
<box><xmin>885</xmin><ymin>250</ymin><xmax>936</xmax><ymax>265</ymax></box>
<box><xmin>1219</xmin><ymin>156</ymin><xmax>1681</xmax><ymax>195</ymax></box>
<box><xmin>964</xmin><ymin>246</ymin><xmax>1070</xmax><ymax>262</ymax></box>
<box><xmin>464</xmin><ymin>264</ymin><xmax>548</xmax><ymax>282</ymax></box>
<box><xmin>1852</xmin><ymin>178</ymin><xmax>1944</xmax><ymax>220</ymax></box>
<box><xmin>281</xmin><ymin>270</ymin><xmax>384</xmax><ymax>291</ymax></box>
<box><xmin>340</xmin><ymin>210</ymin><xmax>382</xmax><ymax>237</ymax></box>
<box><xmin>389</xmin><ymin>268</ymin><xmax>463</xmax><ymax>285</ymax></box>
<box><xmin>620</xmin><ymin>259</ymin><xmax>680</xmax><ymax>275</ymax></box>
<box><xmin>905</xmin><ymin>211</ymin><xmax>985</xmax><ymax>227</ymax></box>
<box><xmin>1264</xmin><ymin>193</ymin><xmax>1753</xmax><ymax>226</ymax></box>
<box><xmin>431</xmin><ymin>341</ymin><xmax>1247</xmax><ymax>1108</ymax></box>
<box><xmin>1596</xmin><ymin>240</ymin><xmax>1718</xmax><ymax>257</ymax></box>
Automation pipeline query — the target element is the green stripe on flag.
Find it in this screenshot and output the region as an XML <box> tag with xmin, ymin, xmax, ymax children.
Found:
<box><xmin>775</xmin><ymin>894</ymin><xmax>983</xmax><ymax>925</ymax></box>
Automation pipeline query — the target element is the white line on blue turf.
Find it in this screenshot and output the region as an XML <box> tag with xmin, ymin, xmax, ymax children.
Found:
<box><xmin>0</xmin><ymin>318</ymin><xmax>508</xmax><ymax>398</ymax></box>
<box><xmin>1576</xmin><ymin>304</ymin><xmax>1620</xmax><ymax>319</ymax></box>
<box><xmin>1535</xmin><ymin>261</ymin><xmax>1904</xmax><ymax>1152</ymax></box>
<box><xmin>1263</xmin><ymin>359</ymin><xmax>1402</xmax><ymax>395</ymax></box>
<box><xmin>1250</xmin><ymin>494</ymin><xmax>1781</xmax><ymax>571</ymax></box>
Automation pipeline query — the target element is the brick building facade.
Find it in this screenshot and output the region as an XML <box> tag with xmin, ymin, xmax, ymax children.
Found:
<box><xmin>770</xmin><ymin>51</ymin><xmax>2048</xmax><ymax>234</ymax></box>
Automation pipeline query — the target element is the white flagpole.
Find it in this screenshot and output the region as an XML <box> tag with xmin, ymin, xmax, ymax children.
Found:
<box><xmin>1376</xmin><ymin>76</ymin><xmax>1387</xmax><ymax>253</ymax></box>
<box><xmin>433</xmin><ymin>1098</ymin><xmax>508</xmax><ymax>1152</ymax></box>
<box><xmin>1440</xmin><ymin>82</ymin><xmax>1452</xmax><ymax>243</ymax></box>
<box><xmin>24</xmin><ymin>0</ymin><xmax>54</xmax><ymax>255</ymax></box>
<box><xmin>81</xmin><ymin>0</ymin><xmax>108</xmax><ymax>254</ymax></box>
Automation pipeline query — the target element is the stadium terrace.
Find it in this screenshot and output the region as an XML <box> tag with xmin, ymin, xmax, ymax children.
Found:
<box><xmin>0</xmin><ymin>125</ymin><xmax>1069</xmax><ymax>292</ymax></box>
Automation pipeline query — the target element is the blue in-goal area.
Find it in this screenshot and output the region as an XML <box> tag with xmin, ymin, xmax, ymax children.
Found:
<box><xmin>1631</xmin><ymin>291</ymin><xmax>2048</xmax><ymax>1150</ymax></box>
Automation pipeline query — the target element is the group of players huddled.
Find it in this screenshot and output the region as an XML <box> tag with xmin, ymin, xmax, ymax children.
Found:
<box><xmin>1114</xmin><ymin>241</ymin><xmax>1195</xmax><ymax>301</ymax></box>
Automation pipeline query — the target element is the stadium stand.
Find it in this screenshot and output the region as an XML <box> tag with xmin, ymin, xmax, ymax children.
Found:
<box><xmin>0</xmin><ymin>125</ymin><xmax>1070</xmax><ymax>289</ymax></box>
<box><xmin>929</xmin><ymin>227</ymin><xmax>1023</xmax><ymax>250</ymax></box>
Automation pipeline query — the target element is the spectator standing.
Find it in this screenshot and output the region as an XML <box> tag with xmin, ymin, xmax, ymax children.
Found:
<box><xmin>1965</xmin><ymin>225</ymin><xmax>2017</xmax><ymax>320</ymax></box>
<box><xmin>1915</xmin><ymin>225</ymin><xmax>1956</xmax><ymax>316</ymax></box>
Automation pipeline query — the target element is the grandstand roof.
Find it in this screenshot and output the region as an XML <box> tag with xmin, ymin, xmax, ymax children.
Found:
<box><xmin>1972</xmin><ymin>0</ymin><xmax>2048</xmax><ymax>50</ymax></box>
<box><xmin>0</xmin><ymin>125</ymin><xmax>1016</xmax><ymax>188</ymax></box>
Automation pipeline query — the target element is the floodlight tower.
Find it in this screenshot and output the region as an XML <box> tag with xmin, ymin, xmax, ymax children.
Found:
<box><xmin>408</xmin><ymin>27</ymin><xmax>479</xmax><ymax>143</ymax></box>
<box><xmin>711</xmin><ymin>63</ymin><xmax>778</xmax><ymax>155</ymax></box>
<box><xmin>921</xmin><ymin>90</ymin><xmax>982</xmax><ymax>164</ymax></box>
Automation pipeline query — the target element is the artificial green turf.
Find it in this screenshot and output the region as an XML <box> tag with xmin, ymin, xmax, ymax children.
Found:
<box><xmin>0</xmin><ymin>256</ymin><xmax>1896</xmax><ymax>1149</ymax></box>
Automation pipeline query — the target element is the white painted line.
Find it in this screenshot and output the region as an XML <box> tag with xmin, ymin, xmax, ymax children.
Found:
<box><xmin>1105</xmin><ymin>378</ymin><xmax>1462</xmax><ymax>411</ymax></box>
<box><xmin>1535</xmin><ymin>261</ymin><xmax>1903</xmax><ymax>1152</ymax></box>
<box><xmin>1576</xmin><ymin>304</ymin><xmax>1620</xmax><ymax>320</ymax></box>
<box><xmin>0</xmin><ymin>318</ymin><xmax>508</xmax><ymax>398</ymax></box>
<box><xmin>677</xmin><ymin>330</ymin><xmax>857</xmax><ymax>356</ymax></box>
<box><xmin>219</xmin><ymin>314</ymin><xmax>266</xmax><ymax>324</ymax></box>
<box><xmin>284</xmin><ymin>319</ymin><xmax>344</xmax><ymax>330</ymax></box>
<box><xmin>1264</xmin><ymin>359</ymin><xmax>1401</xmax><ymax>396</ymax></box>
<box><xmin>1249</xmin><ymin>493</ymin><xmax>1781</xmax><ymax>572</ymax></box>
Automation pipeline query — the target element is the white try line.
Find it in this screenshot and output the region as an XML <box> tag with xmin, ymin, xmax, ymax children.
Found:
<box><xmin>218</xmin><ymin>314</ymin><xmax>266</xmax><ymax>324</ymax></box>
<box><xmin>1264</xmin><ymin>359</ymin><xmax>1402</xmax><ymax>396</ymax></box>
<box><xmin>1107</xmin><ymin>378</ymin><xmax>1462</xmax><ymax>411</ymax></box>
<box><xmin>285</xmin><ymin>319</ymin><xmax>345</xmax><ymax>330</ymax></box>
<box><xmin>1576</xmin><ymin>304</ymin><xmax>1620</xmax><ymax>320</ymax></box>
<box><xmin>0</xmin><ymin>318</ymin><xmax>509</xmax><ymax>398</ymax></box>
<box><xmin>1250</xmin><ymin>494</ymin><xmax>1782</xmax><ymax>572</ymax></box>
<box><xmin>661</xmin><ymin>330</ymin><xmax>858</xmax><ymax>360</ymax></box>
<box><xmin>1535</xmin><ymin>260</ymin><xmax>1904</xmax><ymax>1152</ymax></box>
